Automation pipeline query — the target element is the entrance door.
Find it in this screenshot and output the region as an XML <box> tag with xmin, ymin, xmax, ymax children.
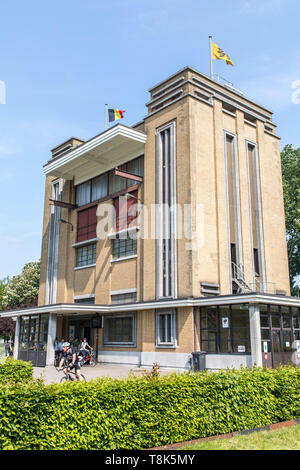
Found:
<box><xmin>260</xmin><ymin>304</ymin><xmax>300</xmax><ymax>368</ymax></box>
<box><xmin>272</xmin><ymin>329</ymin><xmax>282</xmax><ymax>367</ymax></box>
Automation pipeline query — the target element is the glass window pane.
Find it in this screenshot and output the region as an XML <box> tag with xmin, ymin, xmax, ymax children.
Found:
<box><xmin>28</xmin><ymin>316</ymin><xmax>39</xmax><ymax>350</ymax></box>
<box><xmin>20</xmin><ymin>316</ymin><xmax>30</xmax><ymax>351</ymax></box>
<box><xmin>261</xmin><ymin>329</ymin><xmax>270</xmax><ymax>340</ymax></box>
<box><xmin>92</xmin><ymin>174</ymin><xmax>108</xmax><ymax>201</ymax></box>
<box><xmin>76</xmin><ymin>182</ymin><xmax>91</xmax><ymax>206</ymax></box>
<box><xmin>220</xmin><ymin>340</ymin><xmax>231</xmax><ymax>353</ymax></box>
<box><xmin>270</xmin><ymin>305</ymin><xmax>280</xmax><ymax>328</ymax></box>
<box><xmin>294</xmin><ymin>330</ymin><xmax>300</xmax><ymax>341</ymax></box>
<box><xmin>201</xmin><ymin>340</ymin><xmax>217</xmax><ymax>353</ymax></box>
<box><xmin>38</xmin><ymin>315</ymin><xmax>49</xmax><ymax>351</ymax></box>
<box><xmin>292</xmin><ymin>308</ymin><xmax>300</xmax><ymax>329</ymax></box>
<box><xmin>104</xmin><ymin>316</ymin><xmax>134</xmax><ymax>344</ymax></box>
<box><xmin>260</xmin><ymin>315</ymin><xmax>269</xmax><ymax>328</ymax></box>
<box><xmin>282</xmin><ymin>307</ymin><xmax>291</xmax><ymax>329</ymax></box>
<box><xmin>283</xmin><ymin>330</ymin><xmax>292</xmax><ymax>352</ymax></box>
<box><xmin>200</xmin><ymin>307</ymin><xmax>217</xmax><ymax>330</ymax></box>
<box><xmin>76</xmin><ymin>243</ymin><xmax>96</xmax><ymax>267</ymax></box>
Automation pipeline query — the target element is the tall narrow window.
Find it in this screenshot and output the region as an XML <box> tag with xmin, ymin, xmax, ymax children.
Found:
<box><xmin>225</xmin><ymin>133</ymin><xmax>242</xmax><ymax>293</ymax></box>
<box><xmin>45</xmin><ymin>179</ymin><xmax>62</xmax><ymax>304</ymax></box>
<box><xmin>247</xmin><ymin>143</ymin><xmax>264</xmax><ymax>281</ymax></box>
<box><xmin>156</xmin><ymin>122</ymin><xmax>177</xmax><ymax>299</ymax></box>
<box><xmin>156</xmin><ymin>309</ymin><xmax>177</xmax><ymax>347</ymax></box>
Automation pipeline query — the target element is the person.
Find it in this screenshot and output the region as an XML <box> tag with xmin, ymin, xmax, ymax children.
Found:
<box><xmin>4</xmin><ymin>341</ymin><xmax>10</xmax><ymax>357</ymax></box>
<box><xmin>57</xmin><ymin>342</ymin><xmax>83</xmax><ymax>382</ymax></box>
<box><xmin>72</xmin><ymin>337</ymin><xmax>80</xmax><ymax>353</ymax></box>
<box><xmin>9</xmin><ymin>342</ymin><xmax>13</xmax><ymax>357</ymax></box>
<box><xmin>79</xmin><ymin>338</ymin><xmax>92</xmax><ymax>360</ymax></box>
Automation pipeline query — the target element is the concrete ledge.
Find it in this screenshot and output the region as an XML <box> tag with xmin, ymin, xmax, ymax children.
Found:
<box><xmin>205</xmin><ymin>354</ymin><xmax>252</xmax><ymax>370</ymax></box>
<box><xmin>97</xmin><ymin>351</ymin><xmax>192</xmax><ymax>370</ymax></box>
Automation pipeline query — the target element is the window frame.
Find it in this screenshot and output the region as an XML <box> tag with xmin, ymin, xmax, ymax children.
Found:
<box><xmin>75</xmin><ymin>242</ymin><xmax>97</xmax><ymax>268</ymax></box>
<box><xmin>111</xmin><ymin>235</ymin><xmax>137</xmax><ymax>261</ymax></box>
<box><xmin>156</xmin><ymin>309</ymin><xmax>177</xmax><ymax>348</ymax></box>
<box><xmin>103</xmin><ymin>313</ymin><xmax>137</xmax><ymax>347</ymax></box>
<box><xmin>200</xmin><ymin>305</ymin><xmax>251</xmax><ymax>355</ymax></box>
<box><xmin>75</xmin><ymin>155</ymin><xmax>144</xmax><ymax>208</ymax></box>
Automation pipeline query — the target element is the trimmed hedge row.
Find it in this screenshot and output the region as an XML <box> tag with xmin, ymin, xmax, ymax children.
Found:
<box><xmin>0</xmin><ymin>365</ymin><xmax>299</xmax><ymax>450</ymax></box>
<box><xmin>0</xmin><ymin>358</ymin><xmax>33</xmax><ymax>385</ymax></box>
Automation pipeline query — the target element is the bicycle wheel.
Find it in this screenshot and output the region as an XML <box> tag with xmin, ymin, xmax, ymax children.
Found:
<box><xmin>89</xmin><ymin>356</ymin><xmax>96</xmax><ymax>367</ymax></box>
<box><xmin>60</xmin><ymin>375</ymin><xmax>70</xmax><ymax>383</ymax></box>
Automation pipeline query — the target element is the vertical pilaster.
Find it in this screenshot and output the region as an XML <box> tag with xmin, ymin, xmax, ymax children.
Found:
<box><xmin>249</xmin><ymin>303</ymin><xmax>262</xmax><ymax>367</ymax></box>
<box><xmin>13</xmin><ymin>317</ymin><xmax>20</xmax><ymax>360</ymax></box>
<box><xmin>46</xmin><ymin>313</ymin><xmax>57</xmax><ymax>366</ymax></box>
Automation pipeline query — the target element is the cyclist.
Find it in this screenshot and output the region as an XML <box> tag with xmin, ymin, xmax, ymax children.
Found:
<box><xmin>79</xmin><ymin>338</ymin><xmax>92</xmax><ymax>360</ymax></box>
<box><xmin>57</xmin><ymin>342</ymin><xmax>83</xmax><ymax>382</ymax></box>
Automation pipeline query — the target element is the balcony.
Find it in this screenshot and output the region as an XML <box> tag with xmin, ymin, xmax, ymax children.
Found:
<box><xmin>43</xmin><ymin>124</ymin><xmax>147</xmax><ymax>185</ymax></box>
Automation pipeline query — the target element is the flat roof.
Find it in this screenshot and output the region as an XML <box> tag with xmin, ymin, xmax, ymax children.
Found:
<box><xmin>43</xmin><ymin>123</ymin><xmax>147</xmax><ymax>185</ymax></box>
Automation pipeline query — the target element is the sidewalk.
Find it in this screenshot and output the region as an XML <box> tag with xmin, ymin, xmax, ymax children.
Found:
<box><xmin>33</xmin><ymin>363</ymin><xmax>173</xmax><ymax>385</ymax></box>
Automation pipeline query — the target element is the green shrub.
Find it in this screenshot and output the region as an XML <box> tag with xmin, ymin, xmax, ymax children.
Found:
<box><xmin>0</xmin><ymin>366</ymin><xmax>299</xmax><ymax>450</ymax></box>
<box><xmin>0</xmin><ymin>358</ymin><xmax>33</xmax><ymax>385</ymax></box>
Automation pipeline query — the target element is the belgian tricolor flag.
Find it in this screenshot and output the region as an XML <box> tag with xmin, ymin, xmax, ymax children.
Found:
<box><xmin>108</xmin><ymin>108</ymin><xmax>125</xmax><ymax>122</ymax></box>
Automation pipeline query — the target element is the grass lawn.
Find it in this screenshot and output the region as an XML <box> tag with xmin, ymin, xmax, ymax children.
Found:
<box><xmin>182</xmin><ymin>424</ymin><xmax>300</xmax><ymax>450</ymax></box>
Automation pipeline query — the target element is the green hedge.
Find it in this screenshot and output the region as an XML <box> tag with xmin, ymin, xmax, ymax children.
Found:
<box><xmin>0</xmin><ymin>366</ymin><xmax>299</xmax><ymax>450</ymax></box>
<box><xmin>0</xmin><ymin>358</ymin><xmax>33</xmax><ymax>385</ymax></box>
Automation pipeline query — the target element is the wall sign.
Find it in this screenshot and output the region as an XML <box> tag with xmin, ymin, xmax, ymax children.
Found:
<box><xmin>222</xmin><ymin>317</ymin><xmax>229</xmax><ymax>328</ymax></box>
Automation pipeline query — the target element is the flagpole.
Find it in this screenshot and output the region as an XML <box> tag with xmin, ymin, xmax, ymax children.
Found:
<box><xmin>105</xmin><ymin>104</ymin><xmax>108</xmax><ymax>129</ymax></box>
<box><xmin>209</xmin><ymin>36</ymin><xmax>213</xmax><ymax>79</ymax></box>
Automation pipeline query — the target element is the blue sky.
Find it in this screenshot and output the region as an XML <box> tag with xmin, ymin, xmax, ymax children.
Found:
<box><xmin>0</xmin><ymin>0</ymin><xmax>299</xmax><ymax>279</ymax></box>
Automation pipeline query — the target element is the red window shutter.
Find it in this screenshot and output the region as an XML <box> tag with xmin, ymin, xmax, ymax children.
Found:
<box><xmin>127</xmin><ymin>191</ymin><xmax>138</xmax><ymax>228</ymax></box>
<box><xmin>77</xmin><ymin>207</ymin><xmax>97</xmax><ymax>242</ymax></box>
<box><xmin>113</xmin><ymin>191</ymin><xmax>138</xmax><ymax>232</ymax></box>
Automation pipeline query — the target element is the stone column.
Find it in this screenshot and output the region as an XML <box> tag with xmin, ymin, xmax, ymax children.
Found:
<box><xmin>13</xmin><ymin>316</ymin><xmax>20</xmax><ymax>360</ymax></box>
<box><xmin>46</xmin><ymin>313</ymin><xmax>57</xmax><ymax>366</ymax></box>
<box><xmin>249</xmin><ymin>303</ymin><xmax>262</xmax><ymax>367</ymax></box>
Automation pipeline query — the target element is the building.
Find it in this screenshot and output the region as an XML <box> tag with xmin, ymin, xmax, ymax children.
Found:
<box><xmin>1</xmin><ymin>66</ymin><xmax>300</xmax><ymax>370</ymax></box>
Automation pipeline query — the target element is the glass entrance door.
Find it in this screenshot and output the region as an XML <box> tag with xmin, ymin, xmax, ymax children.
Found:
<box><xmin>260</xmin><ymin>304</ymin><xmax>300</xmax><ymax>368</ymax></box>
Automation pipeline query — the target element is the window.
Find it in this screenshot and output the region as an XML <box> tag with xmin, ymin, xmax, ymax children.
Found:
<box><xmin>112</xmin><ymin>236</ymin><xmax>137</xmax><ymax>260</ymax></box>
<box><xmin>92</xmin><ymin>174</ymin><xmax>108</xmax><ymax>202</ymax></box>
<box><xmin>77</xmin><ymin>207</ymin><xmax>97</xmax><ymax>242</ymax></box>
<box><xmin>225</xmin><ymin>133</ymin><xmax>242</xmax><ymax>293</ymax></box>
<box><xmin>76</xmin><ymin>243</ymin><xmax>96</xmax><ymax>267</ymax></box>
<box><xmin>113</xmin><ymin>190</ymin><xmax>138</xmax><ymax>232</ymax></box>
<box><xmin>200</xmin><ymin>307</ymin><xmax>218</xmax><ymax>352</ymax></box>
<box><xmin>76</xmin><ymin>181</ymin><xmax>91</xmax><ymax>207</ymax></box>
<box><xmin>103</xmin><ymin>313</ymin><xmax>136</xmax><ymax>346</ymax></box>
<box><xmin>156</xmin><ymin>123</ymin><xmax>177</xmax><ymax>299</ymax></box>
<box><xmin>247</xmin><ymin>143</ymin><xmax>263</xmax><ymax>280</ymax></box>
<box><xmin>111</xmin><ymin>292</ymin><xmax>137</xmax><ymax>304</ymax></box>
<box><xmin>74</xmin><ymin>297</ymin><xmax>95</xmax><ymax>304</ymax></box>
<box><xmin>200</xmin><ymin>305</ymin><xmax>251</xmax><ymax>354</ymax></box>
<box><xmin>156</xmin><ymin>309</ymin><xmax>177</xmax><ymax>347</ymax></box>
<box><xmin>75</xmin><ymin>156</ymin><xmax>144</xmax><ymax>207</ymax></box>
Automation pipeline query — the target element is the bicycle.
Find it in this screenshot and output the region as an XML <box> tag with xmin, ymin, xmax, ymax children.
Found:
<box><xmin>79</xmin><ymin>348</ymin><xmax>96</xmax><ymax>367</ymax></box>
<box><xmin>57</xmin><ymin>366</ymin><xmax>86</xmax><ymax>383</ymax></box>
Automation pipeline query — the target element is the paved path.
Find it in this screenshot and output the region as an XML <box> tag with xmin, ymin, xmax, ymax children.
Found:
<box><xmin>33</xmin><ymin>364</ymin><xmax>174</xmax><ymax>385</ymax></box>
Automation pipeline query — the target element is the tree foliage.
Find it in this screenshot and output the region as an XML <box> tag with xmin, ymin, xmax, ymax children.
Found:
<box><xmin>281</xmin><ymin>145</ymin><xmax>300</xmax><ymax>296</ymax></box>
<box><xmin>0</xmin><ymin>277</ymin><xmax>9</xmax><ymax>311</ymax></box>
<box><xmin>2</xmin><ymin>261</ymin><xmax>40</xmax><ymax>310</ymax></box>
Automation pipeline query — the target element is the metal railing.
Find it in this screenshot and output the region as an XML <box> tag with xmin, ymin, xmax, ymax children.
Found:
<box><xmin>231</xmin><ymin>262</ymin><xmax>276</xmax><ymax>294</ymax></box>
